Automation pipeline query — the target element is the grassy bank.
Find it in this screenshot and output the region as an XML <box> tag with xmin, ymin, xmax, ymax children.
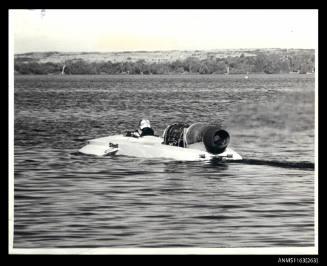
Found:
<box><xmin>14</xmin><ymin>48</ymin><xmax>315</xmax><ymax>75</ymax></box>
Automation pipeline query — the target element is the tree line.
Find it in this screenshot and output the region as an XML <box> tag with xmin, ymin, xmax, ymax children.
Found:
<box><xmin>14</xmin><ymin>51</ymin><xmax>315</xmax><ymax>75</ymax></box>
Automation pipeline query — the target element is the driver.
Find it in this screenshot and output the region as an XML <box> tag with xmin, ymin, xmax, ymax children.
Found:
<box><xmin>126</xmin><ymin>119</ymin><xmax>155</xmax><ymax>138</ymax></box>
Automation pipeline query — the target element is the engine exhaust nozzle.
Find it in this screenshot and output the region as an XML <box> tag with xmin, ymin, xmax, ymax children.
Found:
<box><xmin>203</xmin><ymin>126</ymin><xmax>230</xmax><ymax>154</ymax></box>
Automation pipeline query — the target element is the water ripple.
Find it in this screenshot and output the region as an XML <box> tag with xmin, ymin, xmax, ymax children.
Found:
<box><xmin>13</xmin><ymin>74</ymin><xmax>315</xmax><ymax>248</ymax></box>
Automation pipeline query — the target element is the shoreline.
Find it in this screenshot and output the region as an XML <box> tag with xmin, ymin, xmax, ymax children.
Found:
<box><xmin>13</xmin><ymin>72</ymin><xmax>315</xmax><ymax>76</ymax></box>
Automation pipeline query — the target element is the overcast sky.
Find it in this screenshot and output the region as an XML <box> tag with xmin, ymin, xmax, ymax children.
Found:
<box><xmin>11</xmin><ymin>9</ymin><xmax>318</xmax><ymax>54</ymax></box>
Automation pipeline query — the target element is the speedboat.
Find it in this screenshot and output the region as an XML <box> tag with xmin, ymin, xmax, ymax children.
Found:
<box><xmin>79</xmin><ymin>122</ymin><xmax>242</xmax><ymax>161</ymax></box>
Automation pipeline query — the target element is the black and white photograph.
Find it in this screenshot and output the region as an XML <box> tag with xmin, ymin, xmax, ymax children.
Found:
<box><xmin>9</xmin><ymin>9</ymin><xmax>318</xmax><ymax>255</ymax></box>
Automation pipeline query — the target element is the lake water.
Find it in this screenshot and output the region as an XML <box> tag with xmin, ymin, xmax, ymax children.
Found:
<box><xmin>13</xmin><ymin>74</ymin><xmax>316</xmax><ymax>249</ymax></box>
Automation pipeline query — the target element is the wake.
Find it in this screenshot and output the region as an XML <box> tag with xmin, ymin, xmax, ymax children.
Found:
<box><xmin>231</xmin><ymin>158</ymin><xmax>314</xmax><ymax>170</ymax></box>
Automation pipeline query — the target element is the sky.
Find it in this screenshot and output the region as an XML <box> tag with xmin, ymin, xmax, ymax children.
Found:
<box><xmin>11</xmin><ymin>9</ymin><xmax>318</xmax><ymax>54</ymax></box>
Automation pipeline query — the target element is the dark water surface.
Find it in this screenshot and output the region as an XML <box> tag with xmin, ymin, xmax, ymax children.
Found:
<box><xmin>13</xmin><ymin>74</ymin><xmax>315</xmax><ymax>248</ymax></box>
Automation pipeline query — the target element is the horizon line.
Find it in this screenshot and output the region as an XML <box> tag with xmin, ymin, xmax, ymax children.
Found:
<box><xmin>15</xmin><ymin>47</ymin><xmax>315</xmax><ymax>55</ymax></box>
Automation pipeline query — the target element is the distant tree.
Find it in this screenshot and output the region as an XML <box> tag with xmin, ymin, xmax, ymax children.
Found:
<box><xmin>134</xmin><ymin>59</ymin><xmax>147</xmax><ymax>74</ymax></box>
<box><xmin>214</xmin><ymin>61</ymin><xmax>227</xmax><ymax>74</ymax></box>
<box><xmin>199</xmin><ymin>64</ymin><xmax>209</xmax><ymax>74</ymax></box>
<box><xmin>253</xmin><ymin>53</ymin><xmax>268</xmax><ymax>73</ymax></box>
<box><xmin>15</xmin><ymin>62</ymin><xmax>45</xmax><ymax>74</ymax></box>
<box><xmin>277</xmin><ymin>60</ymin><xmax>290</xmax><ymax>73</ymax></box>
<box><xmin>184</xmin><ymin>57</ymin><xmax>201</xmax><ymax>73</ymax></box>
<box><xmin>65</xmin><ymin>59</ymin><xmax>97</xmax><ymax>74</ymax></box>
<box><xmin>263</xmin><ymin>62</ymin><xmax>274</xmax><ymax>74</ymax></box>
<box><xmin>170</xmin><ymin>60</ymin><xmax>184</xmax><ymax>72</ymax></box>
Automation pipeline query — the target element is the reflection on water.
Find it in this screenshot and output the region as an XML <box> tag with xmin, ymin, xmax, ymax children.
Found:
<box><xmin>13</xmin><ymin>74</ymin><xmax>315</xmax><ymax>248</ymax></box>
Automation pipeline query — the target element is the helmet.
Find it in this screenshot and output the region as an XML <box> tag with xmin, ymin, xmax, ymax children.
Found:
<box><xmin>139</xmin><ymin>119</ymin><xmax>151</xmax><ymax>130</ymax></box>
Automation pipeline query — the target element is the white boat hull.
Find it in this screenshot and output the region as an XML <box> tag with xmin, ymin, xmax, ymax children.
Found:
<box><xmin>79</xmin><ymin>135</ymin><xmax>242</xmax><ymax>161</ymax></box>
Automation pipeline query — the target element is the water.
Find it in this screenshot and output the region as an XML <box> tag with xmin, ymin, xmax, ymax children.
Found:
<box><xmin>13</xmin><ymin>74</ymin><xmax>315</xmax><ymax>248</ymax></box>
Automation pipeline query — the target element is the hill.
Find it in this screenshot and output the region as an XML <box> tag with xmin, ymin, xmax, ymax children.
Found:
<box><xmin>14</xmin><ymin>48</ymin><xmax>315</xmax><ymax>75</ymax></box>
